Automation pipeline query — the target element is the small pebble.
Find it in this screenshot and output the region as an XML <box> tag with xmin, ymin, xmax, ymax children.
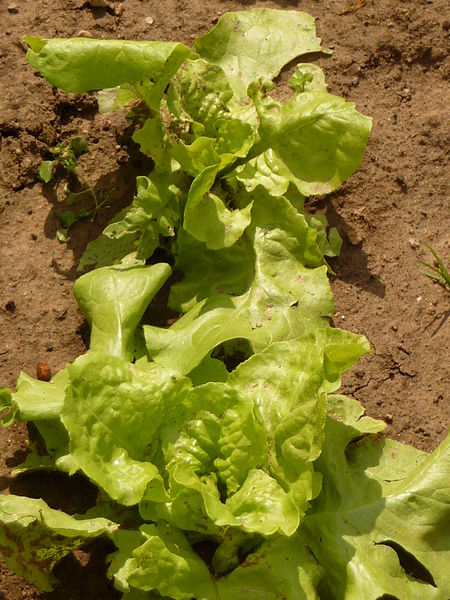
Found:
<box><xmin>145</xmin><ymin>16</ymin><xmax>154</xmax><ymax>25</ymax></box>
<box><xmin>408</xmin><ymin>238</ymin><xmax>419</xmax><ymax>249</ymax></box>
<box><xmin>77</xmin><ymin>30</ymin><xmax>94</xmax><ymax>38</ymax></box>
<box><xmin>396</xmin><ymin>173</ymin><xmax>407</xmax><ymax>188</ymax></box>
<box><xmin>400</xmin><ymin>87</ymin><xmax>411</xmax><ymax>100</ymax></box>
<box><xmin>36</xmin><ymin>360</ymin><xmax>51</xmax><ymax>382</ymax></box>
<box><xmin>385</xmin><ymin>413</ymin><xmax>393</xmax><ymax>424</ymax></box>
<box><xmin>344</xmin><ymin>223</ymin><xmax>362</xmax><ymax>245</ymax></box>
<box><xmin>7</xmin><ymin>4</ymin><xmax>18</xmax><ymax>14</ymax></box>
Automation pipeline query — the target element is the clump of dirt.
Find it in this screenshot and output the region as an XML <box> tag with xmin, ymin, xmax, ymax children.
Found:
<box><xmin>0</xmin><ymin>1</ymin><xmax>448</xmax><ymax>597</ymax></box>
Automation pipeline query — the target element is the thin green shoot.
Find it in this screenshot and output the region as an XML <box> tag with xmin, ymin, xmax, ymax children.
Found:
<box><xmin>39</xmin><ymin>136</ymin><xmax>110</xmax><ymax>241</ymax></box>
<box><xmin>419</xmin><ymin>243</ymin><xmax>450</xmax><ymax>292</ymax></box>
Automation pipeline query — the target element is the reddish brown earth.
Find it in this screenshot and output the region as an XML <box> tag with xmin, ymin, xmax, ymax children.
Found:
<box><xmin>0</xmin><ymin>0</ymin><xmax>449</xmax><ymax>598</ymax></box>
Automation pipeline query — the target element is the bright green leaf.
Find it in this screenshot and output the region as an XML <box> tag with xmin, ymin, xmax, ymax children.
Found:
<box><xmin>73</xmin><ymin>263</ymin><xmax>171</xmax><ymax>361</ymax></box>
<box><xmin>39</xmin><ymin>160</ymin><xmax>55</xmax><ymax>183</ymax></box>
<box><xmin>109</xmin><ymin>523</ymin><xmax>217</xmax><ymax>599</ymax></box>
<box><xmin>290</xmin><ymin>64</ymin><xmax>328</xmax><ymax>94</ymax></box>
<box><xmin>61</xmin><ymin>353</ymin><xmax>190</xmax><ymax>505</ymax></box>
<box><xmin>146</xmin><ymin>191</ymin><xmax>336</xmax><ymax>375</ymax></box>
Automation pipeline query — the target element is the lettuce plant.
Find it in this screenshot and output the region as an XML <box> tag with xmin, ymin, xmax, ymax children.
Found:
<box><xmin>1</xmin><ymin>9</ymin><xmax>449</xmax><ymax>599</ymax></box>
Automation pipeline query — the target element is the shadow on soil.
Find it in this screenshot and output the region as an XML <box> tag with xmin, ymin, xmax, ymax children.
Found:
<box><xmin>318</xmin><ymin>201</ymin><xmax>387</xmax><ymax>298</ymax></box>
<box><xmin>40</xmin><ymin>126</ymin><xmax>154</xmax><ymax>281</ymax></box>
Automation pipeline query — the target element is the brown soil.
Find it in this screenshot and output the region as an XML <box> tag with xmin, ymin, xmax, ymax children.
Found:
<box><xmin>0</xmin><ymin>0</ymin><xmax>449</xmax><ymax>598</ymax></box>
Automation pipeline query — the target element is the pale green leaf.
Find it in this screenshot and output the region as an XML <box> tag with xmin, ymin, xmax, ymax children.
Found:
<box><xmin>6</xmin><ymin>369</ymin><xmax>68</xmax><ymax>421</ymax></box>
<box><xmin>61</xmin><ymin>353</ymin><xmax>190</xmax><ymax>505</ymax></box>
<box><xmin>217</xmin><ymin>534</ymin><xmax>323</xmax><ymax>600</ymax></box>
<box><xmin>73</xmin><ymin>263</ymin><xmax>171</xmax><ymax>361</ymax></box>
<box><xmin>231</xmin><ymin>88</ymin><xmax>372</xmax><ymax>197</ymax></box>
<box><xmin>109</xmin><ymin>523</ymin><xmax>218</xmax><ymax>599</ymax></box>
<box><xmin>0</xmin><ymin>494</ymin><xmax>116</xmax><ymax>592</ymax></box>
<box><xmin>78</xmin><ymin>230</ymin><xmax>139</xmax><ymax>271</ymax></box>
<box><xmin>145</xmin><ymin>190</ymin><xmax>336</xmax><ymax>375</ymax></box>
<box><xmin>194</xmin><ymin>8</ymin><xmax>330</xmax><ymax>96</ymax></box>
<box><xmin>290</xmin><ymin>64</ymin><xmax>328</xmax><ymax>94</ymax></box>
<box><xmin>24</xmin><ymin>37</ymin><xmax>191</xmax><ymax>92</ymax></box>
<box><xmin>183</xmin><ymin>166</ymin><xmax>253</xmax><ymax>249</ymax></box>
<box><xmin>302</xmin><ymin>409</ymin><xmax>450</xmax><ymax>599</ymax></box>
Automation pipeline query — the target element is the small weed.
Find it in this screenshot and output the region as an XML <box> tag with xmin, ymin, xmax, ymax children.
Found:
<box><xmin>40</xmin><ymin>136</ymin><xmax>109</xmax><ymax>241</ymax></box>
<box><xmin>419</xmin><ymin>243</ymin><xmax>450</xmax><ymax>292</ymax></box>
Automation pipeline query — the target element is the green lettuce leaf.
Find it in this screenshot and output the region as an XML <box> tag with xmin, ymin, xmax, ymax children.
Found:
<box><xmin>101</xmin><ymin>172</ymin><xmax>185</xmax><ymax>259</ymax></box>
<box><xmin>290</xmin><ymin>63</ymin><xmax>328</xmax><ymax>94</ymax></box>
<box><xmin>183</xmin><ymin>165</ymin><xmax>253</xmax><ymax>249</ymax></box>
<box><xmin>194</xmin><ymin>8</ymin><xmax>330</xmax><ymax>96</ymax></box>
<box><xmin>229</xmin><ymin>86</ymin><xmax>372</xmax><ymax>197</ymax></box>
<box><xmin>0</xmin><ymin>370</ymin><xmax>72</xmax><ymax>471</ymax></box>
<box><xmin>109</xmin><ymin>524</ymin><xmax>217</xmax><ymax>599</ymax></box>
<box><xmin>141</xmin><ymin>331</ymin><xmax>367</xmax><ymax>543</ymax></box>
<box><xmin>165</xmin><ymin>58</ymin><xmax>256</xmax><ymax>157</ymax></box>
<box><xmin>74</xmin><ymin>263</ymin><xmax>171</xmax><ymax>361</ymax></box>
<box><xmin>77</xmin><ymin>208</ymin><xmax>141</xmax><ymax>271</ymax></box>
<box><xmin>79</xmin><ymin>169</ymin><xmax>189</xmax><ymax>270</ymax></box>
<box><xmin>24</xmin><ymin>37</ymin><xmax>192</xmax><ymax>93</ymax></box>
<box><xmin>140</xmin><ymin>380</ymin><xmax>279</xmax><ymax>537</ymax></box>
<box><xmin>302</xmin><ymin>397</ymin><xmax>450</xmax><ymax>599</ymax></box>
<box><xmin>3</xmin><ymin>369</ymin><xmax>68</xmax><ymax>421</ymax></box>
<box><xmin>144</xmin><ymin>190</ymin><xmax>348</xmax><ymax>375</ymax></box>
<box><xmin>188</xmin><ymin>355</ymin><xmax>229</xmax><ymax>386</ymax></box>
<box><xmin>217</xmin><ymin>534</ymin><xmax>323</xmax><ymax>600</ymax></box>
<box><xmin>109</xmin><ymin>524</ymin><xmax>323</xmax><ymax>600</ymax></box>
<box><xmin>0</xmin><ymin>388</ymin><xmax>15</xmax><ymax>427</ymax></box>
<box><xmin>0</xmin><ymin>494</ymin><xmax>116</xmax><ymax>592</ymax></box>
<box><xmin>133</xmin><ymin>118</ymin><xmax>171</xmax><ymax>167</ymax></box>
<box><xmin>61</xmin><ymin>352</ymin><xmax>191</xmax><ymax>506</ymax></box>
